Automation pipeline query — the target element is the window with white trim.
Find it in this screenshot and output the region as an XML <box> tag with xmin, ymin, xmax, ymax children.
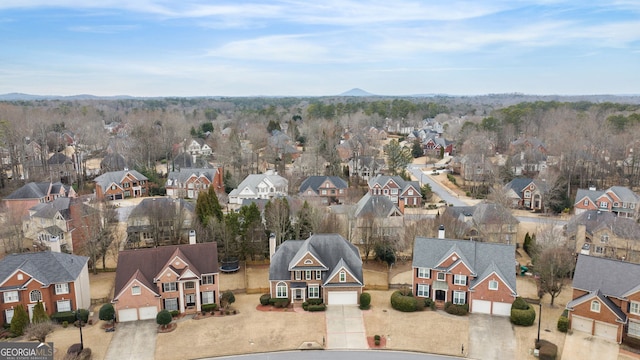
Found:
<box><xmin>600</xmin><ymin>235</ymin><xmax>609</xmax><ymax>243</ymax></box>
<box><xmin>600</xmin><ymin>201</ymin><xmax>608</xmax><ymax>208</ymax></box>
<box><xmin>315</xmin><ymin>270</ymin><xmax>322</xmax><ymax>280</ymax></box>
<box><xmin>583</xmin><ymin>199</ymin><xmax>589</xmax><ymax>206</ymax></box>
<box><xmin>339</xmin><ymin>271</ymin><xmax>346</xmax><ymax>283</ymax></box>
<box><xmin>417</xmin><ymin>284</ymin><xmax>429</xmax><ymax>298</ymax></box>
<box><xmin>55</xmin><ymin>283</ymin><xmax>69</xmax><ymax>295</ymax></box>
<box><xmin>304</xmin><ymin>259</ymin><xmax>313</xmax><ymax>265</ymax></box>
<box><xmin>591</xmin><ymin>300</ymin><xmax>600</xmax><ymax>313</ymax></box>
<box><xmin>162</xmin><ymin>282</ymin><xmax>177</xmax><ymax>292</ymax></box>
<box><xmin>436</xmin><ymin>272</ymin><xmax>446</xmax><ymax>281</ymax></box>
<box><xmin>30</xmin><ymin>290</ymin><xmax>42</xmax><ymax>303</ymax></box>
<box><xmin>630</xmin><ymin>301</ymin><xmax>640</xmax><ymax>315</ymax></box>
<box><xmin>417</xmin><ymin>268</ymin><xmax>430</xmax><ymax>279</ymax></box>
<box><xmin>308</xmin><ymin>285</ymin><xmax>319</xmax><ymax>298</ymax></box>
<box><xmin>408</xmin><ymin>190</ymin><xmax>414</xmax><ymax>196</ymax></box>
<box><xmin>5</xmin><ymin>308</ymin><xmax>14</xmax><ymax>324</ymax></box>
<box><xmin>202</xmin><ymin>291</ymin><xmax>215</xmax><ymax>304</ymax></box>
<box><xmin>57</xmin><ymin>300</ymin><xmax>71</xmax><ymax>312</ymax></box>
<box><xmin>295</xmin><ymin>271</ymin><xmax>301</xmax><ymax>280</ymax></box>
<box><xmin>164</xmin><ymin>298</ymin><xmax>179</xmax><ymax>311</ymax></box>
<box><xmin>453</xmin><ymin>291</ymin><xmax>466</xmax><ymax>305</ymax></box>
<box><xmin>184</xmin><ymin>281</ymin><xmax>195</xmax><ymax>290</ymax></box>
<box><xmin>629</xmin><ymin>320</ymin><xmax>640</xmax><ymax>338</ymax></box>
<box><xmin>305</xmin><ymin>270</ymin><xmax>312</xmax><ymax>281</ymax></box>
<box><xmin>489</xmin><ymin>280</ymin><xmax>499</xmax><ymax>290</ymax></box>
<box><xmin>391</xmin><ymin>189</ymin><xmax>398</xmax><ymax>195</ymax></box>
<box><xmin>131</xmin><ymin>286</ymin><xmax>141</xmax><ymax>296</ymax></box>
<box><xmin>453</xmin><ymin>275</ymin><xmax>467</xmax><ymax>286</ymax></box>
<box><xmin>3</xmin><ymin>291</ymin><xmax>18</xmax><ymax>303</ymax></box>
<box><xmin>595</xmin><ymin>246</ymin><xmax>604</xmax><ymax>254</ymax></box>
<box><xmin>276</xmin><ymin>282</ymin><xmax>287</xmax><ymax>298</ymax></box>
<box><xmin>201</xmin><ymin>275</ymin><xmax>215</xmax><ymax>285</ymax></box>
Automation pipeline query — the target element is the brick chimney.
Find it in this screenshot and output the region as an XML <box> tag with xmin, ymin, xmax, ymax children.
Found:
<box><xmin>398</xmin><ymin>197</ymin><xmax>405</xmax><ymax>214</ymax></box>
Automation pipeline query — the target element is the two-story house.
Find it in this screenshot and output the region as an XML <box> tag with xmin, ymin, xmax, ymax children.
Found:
<box><xmin>165</xmin><ymin>167</ymin><xmax>224</xmax><ymax>199</ymax></box>
<box><xmin>126</xmin><ymin>198</ymin><xmax>195</xmax><ymax>248</ymax></box>
<box><xmin>574</xmin><ymin>186</ymin><xmax>640</xmax><ymax>219</ymax></box>
<box><xmin>348</xmin><ymin>156</ymin><xmax>386</xmax><ymax>182</ymax></box>
<box><xmin>94</xmin><ymin>169</ymin><xmax>149</xmax><ymax>201</ymax></box>
<box><xmin>412</xmin><ymin>227</ymin><xmax>517</xmax><ymax>315</ymax></box>
<box><xmin>3</xmin><ymin>182</ymin><xmax>76</xmax><ymax>218</ymax></box>
<box><xmin>0</xmin><ymin>251</ymin><xmax>90</xmax><ymax>324</ymax></box>
<box><xmin>228</xmin><ymin>171</ymin><xmax>288</xmax><ymax>205</ymax></box>
<box><xmin>442</xmin><ymin>203</ymin><xmax>520</xmax><ymax>244</ymax></box>
<box><xmin>186</xmin><ymin>138</ymin><xmax>213</xmax><ymax>156</ymax></box>
<box><xmin>504</xmin><ymin>178</ymin><xmax>546</xmax><ymax>211</ymax></box>
<box><xmin>368</xmin><ymin>175</ymin><xmax>422</xmax><ymax>207</ymax></box>
<box><xmin>299</xmin><ymin>176</ymin><xmax>349</xmax><ymax>205</ymax></box>
<box><xmin>269</xmin><ymin>234</ymin><xmax>363</xmax><ymax>305</ymax></box>
<box><xmin>566</xmin><ymin>255</ymin><xmax>640</xmax><ymax>344</ymax></box>
<box><xmin>565</xmin><ymin>210</ymin><xmax>640</xmax><ymax>264</ymax></box>
<box><xmin>112</xmin><ymin>242</ymin><xmax>219</xmax><ymax>322</ymax></box>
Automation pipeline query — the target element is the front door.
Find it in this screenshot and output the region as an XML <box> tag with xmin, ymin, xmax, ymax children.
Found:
<box><xmin>294</xmin><ymin>289</ymin><xmax>304</xmax><ymax>301</ymax></box>
<box><xmin>185</xmin><ymin>294</ymin><xmax>196</xmax><ymax>307</ymax></box>
<box><xmin>435</xmin><ymin>290</ymin><xmax>446</xmax><ymax>301</ymax></box>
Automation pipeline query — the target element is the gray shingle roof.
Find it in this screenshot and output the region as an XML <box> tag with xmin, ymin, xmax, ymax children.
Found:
<box><xmin>504</xmin><ymin>178</ymin><xmax>534</xmax><ymax>197</ymax></box>
<box><xmin>566</xmin><ymin>289</ymin><xmax>627</xmax><ymax>321</ymax></box>
<box><xmin>572</xmin><ymin>254</ymin><xmax>640</xmax><ymax>298</ymax></box>
<box><xmin>5</xmin><ymin>182</ymin><xmax>70</xmax><ymax>200</ymax></box>
<box><xmin>299</xmin><ymin>176</ymin><xmax>348</xmax><ymax>194</ymax></box>
<box><xmin>0</xmin><ymin>251</ymin><xmax>88</xmax><ymax>285</ymax></box>
<box><xmin>367</xmin><ymin>175</ymin><xmax>420</xmax><ymax>196</ymax></box>
<box><xmin>30</xmin><ymin>197</ymin><xmax>71</xmax><ymax>220</ymax></box>
<box><xmin>167</xmin><ymin>168</ymin><xmax>219</xmax><ymax>184</ymax></box>
<box><xmin>94</xmin><ymin>170</ymin><xmax>148</xmax><ymax>192</ymax></box>
<box><xmin>354</xmin><ymin>193</ymin><xmax>401</xmax><ymax>218</ymax></box>
<box><xmin>229</xmin><ymin>173</ymin><xmax>288</xmax><ymax>197</ymax></box>
<box><xmin>128</xmin><ymin>197</ymin><xmax>195</xmax><ymax>218</ymax></box>
<box><xmin>575</xmin><ymin>186</ymin><xmax>640</xmax><ymax>206</ymax></box>
<box><xmin>565</xmin><ymin>210</ymin><xmax>640</xmax><ymax>239</ymax></box>
<box><xmin>412</xmin><ymin>236</ymin><xmax>517</xmax><ymax>294</ymax></box>
<box><xmin>269</xmin><ymin>234</ymin><xmax>363</xmax><ymax>285</ymax></box>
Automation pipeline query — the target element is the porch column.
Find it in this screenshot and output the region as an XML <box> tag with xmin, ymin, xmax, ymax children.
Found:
<box><xmin>195</xmin><ymin>280</ymin><xmax>201</xmax><ymax>312</ymax></box>
<box><xmin>178</xmin><ymin>282</ymin><xmax>185</xmax><ymax>313</ymax></box>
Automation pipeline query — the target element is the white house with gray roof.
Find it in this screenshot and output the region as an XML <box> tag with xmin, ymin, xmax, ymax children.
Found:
<box><xmin>412</xmin><ymin>230</ymin><xmax>517</xmax><ymax>315</ymax></box>
<box><xmin>228</xmin><ymin>171</ymin><xmax>288</xmax><ymax>205</ymax></box>
<box><xmin>269</xmin><ymin>234</ymin><xmax>363</xmax><ymax>305</ymax></box>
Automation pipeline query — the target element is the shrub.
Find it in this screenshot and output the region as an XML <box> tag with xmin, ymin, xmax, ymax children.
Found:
<box><xmin>510</xmin><ymin>299</ymin><xmax>536</xmax><ymax>326</ymax></box>
<box><xmin>374</xmin><ymin>334</ymin><xmax>381</xmax><ymax>341</ymax></box>
<box><xmin>32</xmin><ymin>301</ymin><xmax>49</xmax><ymax>323</ymax></box>
<box><xmin>444</xmin><ymin>302</ymin><xmax>468</xmax><ymax>316</ymax></box>
<box><xmin>307</xmin><ymin>304</ymin><xmax>326</xmax><ymax>312</ymax></box>
<box><xmin>170</xmin><ymin>310</ymin><xmax>180</xmax><ymax>317</ymax></box>
<box><xmin>360</xmin><ymin>293</ymin><xmax>371</xmax><ymax>310</ymax></box>
<box><xmin>374</xmin><ymin>338</ymin><xmax>380</xmax><ymax>346</ymax></box>
<box><xmin>269</xmin><ymin>298</ymin><xmax>290</xmax><ymax>308</ymax></box>
<box><xmin>557</xmin><ymin>316</ymin><xmax>569</xmax><ymax>333</ymax></box>
<box><xmin>201</xmin><ymin>303</ymin><xmax>218</xmax><ymax>312</ymax></box>
<box><xmin>51</xmin><ymin>311</ymin><xmax>76</xmax><ymax>324</ymax></box>
<box><xmin>10</xmin><ymin>305</ymin><xmax>29</xmax><ymax>336</ymax></box>
<box><xmin>538</xmin><ymin>340</ymin><xmax>558</xmax><ymax>360</ymax></box>
<box><xmin>62</xmin><ymin>321</ymin><xmax>68</xmax><ymax>328</ymax></box>
<box><xmin>302</xmin><ymin>302</ymin><xmax>309</xmax><ymax>311</ymax></box>
<box><xmin>99</xmin><ymin>304</ymin><xmax>115</xmax><ymax>322</ymax></box>
<box><xmin>76</xmin><ymin>309</ymin><xmax>90</xmax><ymax>324</ymax></box>
<box><xmin>259</xmin><ymin>294</ymin><xmax>271</xmax><ymax>306</ymax></box>
<box><xmin>390</xmin><ymin>290</ymin><xmax>417</xmax><ymax>312</ymax></box>
<box><xmin>424</xmin><ymin>298</ymin><xmax>436</xmax><ymax>310</ymax></box>
<box><xmin>156</xmin><ymin>310</ymin><xmax>172</xmax><ymax>328</ymax></box>
<box><xmin>221</xmin><ymin>291</ymin><xmax>236</xmax><ymax>308</ymax></box>
<box><xmin>307</xmin><ymin>298</ymin><xmax>323</xmax><ymax>306</ymax></box>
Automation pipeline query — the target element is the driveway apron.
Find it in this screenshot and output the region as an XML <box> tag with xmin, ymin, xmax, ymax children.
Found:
<box><xmin>325</xmin><ymin>305</ymin><xmax>368</xmax><ymax>349</ymax></box>
<box><xmin>105</xmin><ymin>320</ymin><xmax>157</xmax><ymax>360</ymax></box>
<box><xmin>468</xmin><ymin>314</ymin><xmax>515</xmax><ymax>360</ymax></box>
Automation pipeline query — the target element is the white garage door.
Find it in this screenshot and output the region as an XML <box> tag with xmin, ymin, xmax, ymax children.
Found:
<box><xmin>572</xmin><ymin>315</ymin><xmax>593</xmax><ymax>334</ymax></box>
<box><xmin>492</xmin><ymin>302</ymin><xmax>512</xmax><ymax>316</ymax></box>
<box><xmin>328</xmin><ymin>291</ymin><xmax>358</xmax><ymax>305</ymax></box>
<box><xmin>594</xmin><ymin>321</ymin><xmax>618</xmax><ymax>342</ymax></box>
<box><xmin>118</xmin><ymin>309</ymin><xmax>138</xmax><ymax>322</ymax></box>
<box><xmin>472</xmin><ymin>300</ymin><xmax>491</xmax><ymax>314</ymax></box>
<box><xmin>139</xmin><ymin>306</ymin><xmax>158</xmax><ymax>320</ymax></box>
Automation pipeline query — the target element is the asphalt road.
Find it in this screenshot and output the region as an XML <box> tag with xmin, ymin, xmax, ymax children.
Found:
<box><xmin>407</xmin><ymin>165</ymin><xmax>466</xmax><ymax>206</ymax></box>
<box><xmin>205</xmin><ymin>350</ymin><xmax>464</xmax><ymax>360</ymax></box>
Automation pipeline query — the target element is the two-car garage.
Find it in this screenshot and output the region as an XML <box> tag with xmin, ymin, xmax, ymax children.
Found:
<box><xmin>571</xmin><ymin>315</ymin><xmax>619</xmax><ymax>342</ymax></box>
<box><xmin>472</xmin><ymin>300</ymin><xmax>512</xmax><ymax>316</ymax></box>
<box><xmin>327</xmin><ymin>291</ymin><xmax>358</xmax><ymax>305</ymax></box>
<box><xmin>117</xmin><ymin>306</ymin><xmax>158</xmax><ymax>322</ymax></box>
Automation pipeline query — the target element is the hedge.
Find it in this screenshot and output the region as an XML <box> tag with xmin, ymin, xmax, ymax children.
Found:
<box><xmin>259</xmin><ymin>294</ymin><xmax>271</xmax><ymax>306</ymax></box>
<box><xmin>424</xmin><ymin>298</ymin><xmax>436</xmax><ymax>310</ymax></box>
<box><xmin>170</xmin><ymin>310</ymin><xmax>180</xmax><ymax>317</ymax></box>
<box><xmin>510</xmin><ymin>298</ymin><xmax>536</xmax><ymax>326</ymax></box>
<box><xmin>557</xmin><ymin>316</ymin><xmax>569</xmax><ymax>333</ymax></box>
<box><xmin>307</xmin><ymin>298</ymin><xmax>323</xmax><ymax>306</ymax></box>
<box><xmin>269</xmin><ymin>298</ymin><xmax>290</xmax><ymax>308</ymax></box>
<box><xmin>360</xmin><ymin>293</ymin><xmax>371</xmax><ymax>310</ymax></box>
<box><xmin>444</xmin><ymin>302</ymin><xmax>468</xmax><ymax>316</ymax></box>
<box><xmin>537</xmin><ymin>340</ymin><xmax>558</xmax><ymax>360</ymax></box>
<box><xmin>51</xmin><ymin>311</ymin><xmax>77</xmax><ymax>324</ymax></box>
<box><xmin>307</xmin><ymin>304</ymin><xmax>326</xmax><ymax>312</ymax></box>
<box><xmin>201</xmin><ymin>303</ymin><xmax>218</xmax><ymax>312</ymax></box>
<box><xmin>390</xmin><ymin>290</ymin><xmax>417</xmax><ymax>312</ymax></box>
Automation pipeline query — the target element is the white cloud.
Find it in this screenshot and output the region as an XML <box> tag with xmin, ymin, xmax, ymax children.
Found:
<box><xmin>67</xmin><ymin>24</ymin><xmax>138</xmax><ymax>33</ymax></box>
<box><xmin>207</xmin><ymin>34</ymin><xmax>330</xmax><ymax>63</ymax></box>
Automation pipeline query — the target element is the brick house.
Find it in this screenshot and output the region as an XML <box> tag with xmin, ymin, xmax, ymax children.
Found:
<box><xmin>441</xmin><ymin>203</ymin><xmax>520</xmax><ymax>244</ymax></box>
<box><xmin>299</xmin><ymin>176</ymin><xmax>349</xmax><ymax>204</ymax></box>
<box><xmin>368</xmin><ymin>175</ymin><xmax>422</xmax><ymax>208</ymax></box>
<box><xmin>3</xmin><ymin>181</ymin><xmax>76</xmax><ymax>218</ymax></box>
<box><xmin>112</xmin><ymin>242</ymin><xmax>219</xmax><ymax>322</ymax></box>
<box><xmin>574</xmin><ymin>186</ymin><xmax>640</xmax><ymax>219</ymax></box>
<box><xmin>566</xmin><ymin>255</ymin><xmax>640</xmax><ymax>344</ymax></box>
<box><xmin>412</xmin><ymin>227</ymin><xmax>517</xmax><ymax>315</ymax></box>
<box><xmin>94</xmin><ymin>169</ymin><xmax>149</xmax><ymax>201</ymax></box>
<box><xmin>504</xmin><ymin>178</ymin><xmax>546</xmax><ymax>211</ymax></box>
<box><xmin>0</xmin><ymin>251</ymin><xmax>90</xmax><ymax>324</ymax></box>
<box><xmin>165</xmin><ymin>167</ymin><xmax>224</xmax><ymax>199</ymax></box>
<box><xmin>228</xmin><ymin>171</ymin><xmax>288</xmax><ymax>205</ymax></box>
<box><xmin>269</xmin><ymin>234</ymin><xmax>363</xmax><ymax>305</ymax></box>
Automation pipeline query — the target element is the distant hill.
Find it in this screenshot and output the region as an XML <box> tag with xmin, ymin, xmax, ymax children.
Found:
<box><xmin>339</xmin><ymin>88</ymin><xmax>376</xmax><ymax>97</ymax></box>
<box><xmin>0</xmin><ymin>93</ymin><xmax>135</xmax><ymax>101</ymax></box>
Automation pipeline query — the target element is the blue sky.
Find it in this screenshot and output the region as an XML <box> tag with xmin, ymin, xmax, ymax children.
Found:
<box><xmin>1</xmin><ymin>1</ymin><xmax>639</xmax><ymax>97</ymax></box>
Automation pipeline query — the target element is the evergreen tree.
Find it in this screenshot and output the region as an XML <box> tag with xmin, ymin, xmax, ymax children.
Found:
<box><xmin>195</xmin><ymin>186</ymin><xmax>224</xmax><ymax>227</ymax></box>
<box><xmin>10</xmin><ymin>304</ymin><xmax>29</xmax><ymax>336</ymax></box>
<box><xmin>32</xmin><ymin>301</ymin><xmax>48</xmax><ymax>324</ymax></box>
<box><xmin>411</xmin><ymin>139</ymin><xmax>423</xmax><ymax>158</ymax></box>
<box><xmin>295</xmin><ymin>201</ymin><xmax>314</xmax><ymax>239</ymax></box>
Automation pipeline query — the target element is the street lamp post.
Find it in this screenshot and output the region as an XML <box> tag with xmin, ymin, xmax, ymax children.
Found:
<box><xmin>537</xmin><ymin>302</ymin><xmax>542</xmax><ymax>344</ymax></box>
<box><xmin>77</xmin><ymin>309</ymin><xmax>84</xmax><ymax>351</ymax></box>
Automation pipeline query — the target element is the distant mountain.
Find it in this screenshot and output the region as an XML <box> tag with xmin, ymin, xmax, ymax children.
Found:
<box><xmin>339</xmin><ymin>88</ymin><xmax>376</xmax><ymax>97</ymax></box>
<box><xmin>0</xmin><ymin>93</ymin><xmax>135</xmax><ymax>101</ymax></box>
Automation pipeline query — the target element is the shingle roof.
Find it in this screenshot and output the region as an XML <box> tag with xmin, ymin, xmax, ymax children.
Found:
<box><xmin>566</xmin><ymin>289</ymin><xmax>627</xmax><ymax>321</ymax></box>
<box><xmin>229</xmin><ymin>173</ymin><xmax>288</xmax><ymax>197</ymax></box>
<box><xmin>367</xmin><ymin>175</ymin><xmax>420</xmax><ymax>195</ymax></box>
<box><xmin>269</xmin><ymin>234</ymin><xmax>363</xmax><ymax>285</ymax></box>
<box><xmin>101</xmin><ymin>153</ymin><xmax>129</xmax><ymax>171</ymax></box>
<box><xmin>565</xmin><ymin>210</ymin><xmax>640</xmax><ymax>239</ymax></box>
<box><xmin>30</xmin><ymin>197</ymin><xmax>71</xmax><ymax>220</ymax></box>
<box><xmin>0</xmin><ymin>251</ymin><xmax>88</xmax><ymax>285</ymax></box>
<box><xmin>5</xmin><ymin>182</ymin><xmax>69</xmax><ymax>200</ymax></box>
<box><xmin>114</xmin><ymin>243</ymin><xmax>218</xmax><ymax>300</ymax></box>
<box><xmin>504</xmin><ymin>178</ymin><xmax>534</xmax><ymax>197</ymax></box>
<box><xmin>445</xmin><ymin>202</ymin><xmax>519</xmax><ymax>225</ymax></box>
<box><xmin>48</xmin><ymin>152</ymin><xmax>72</xmax><ymax>165</ymax></box>
<box><xmin>299</xmin><ymin>176</ymin><xmax>348</xmax><ymax>194</ymax></box>
<box><xmin>354</xmin><ymin>193</ymin><xmax>401</xmax><ymax>218</ymax></box>
<box><xmin>128</xmin><ymin>197</ymin><xmax>195</xmax><ymax>218</ymax></box>
<box><xmin>412</xmin><ymin>236</ymin><xmax>517</xmax><ymax>294</ymax></box>
<box><xmin>572</xmin><ymin>254</ymin><xmax>640</xmax><ymax>298</ymax></box>
<box><xmin>94</xmin><ymin>170</ymin><xmax>148</xmax><ymax>192</ymax></box>
<box><xmin>574</xmin><ymin>186</ymin><xmax>640</xmax><ymax>206</ymax></box>
<box><xmin>167</xmin><ymin>168</ymin><xmax>219</xmax><ymax>184</ymax></box>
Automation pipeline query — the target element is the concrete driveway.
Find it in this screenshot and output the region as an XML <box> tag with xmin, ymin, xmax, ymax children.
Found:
<box><xmin>105</xmin><ymin>320</ymin><xmax>157</xmax><ymax>360</ymax></box>
<box><xmin>561</xmin><ymin>331</ymin><xmax>619</xmax><ymax>360</ymax></box>
<box><xmin>468</xmin><ymin>314</ymin><xmax>515</xmax><ymax>360</ymax></box>
<box><xmin>325</xmin><ymin>305</ymin><xmax>368</xmax><ymax>349</ymax></box>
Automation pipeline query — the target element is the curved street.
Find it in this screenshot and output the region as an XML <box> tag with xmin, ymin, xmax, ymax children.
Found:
<box><xmin>205</xmin><ymin>350</ymin><xmax>464</xmax><ymax>360</ymax></box>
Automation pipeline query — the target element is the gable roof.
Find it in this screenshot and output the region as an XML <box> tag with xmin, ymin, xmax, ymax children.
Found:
<box><xmin>229</xmin><ymin>173</ymin><xmax>288</xmax><ymax>197</ymax></box>
<box><xmin>94</xmin><ymin>170</ymin><xmax>148</xmax><ymax>192</ymax></box>
<box><xmin>566</xmin><ymin>289</ymin><xmax>627</xmax><ymax>322</ymax></box>
<box><xmin>114</xmin><ymin>243</ymin><xmax>218</xmax><ymax>300</ymax></box>
<box><xmin>299</xmin><ymin>176</ymin><xmax>348</xmax><ymax>194</ymax></box>
<box><xmin>0</xmin><ymin>251</ymin><xmax>88</xmax><ymax>286</ymax></box>
<box><xmin>354</xmin><ymin>193</ymin><xmax>402</xmax><ymax>218</ymax></box>
<box><xmin>572</xmin><ymin>254</ymin><xmax>640</xmax><ymax>299</ymax></box>
<box><xmin>368</xmin><ymin>175</ymin><xmax>420</xmax><ymax>195</ymax></box>
<box><xmin>269</xmin><ymin>234</ymin><xmax>363</xmax><ymax>285</ymax></box>
<box><xmin>412</xmin><ymin>236</ymin><xmax>517</xmax><ymax>294</ymax></box>
<box><xmin>5</xmin><ymin>182</ymin><xmax>71</xmax><ymax>200</ymax></box>
<box><xmin>504</xmin><ymin>178</ymin><xmax>535</xmax><ymax>197</ymax></box>
<box><xmin>445</xmin><ymin>202</ymin><xmax>519</xmax><ymax>225</ymax></box>
<box><xmin>128</xmin><ymin>197</ymin><xmax>195</xmax><ymax>219</ymax></box>
<box><xmin>565</xmin><ymin>210</ymin><xmax>640</xmax><ymax>239</ymax></box>
<box><xmin>48</xmin><ymin>152</ymin><xmax>72</xmax><ymax>165</ymax></box>
<box><xmin>574</xmin><ymin>186</ymin><xmax>640</xmax><ymax>206</ymax></box>
<box><xmin>167</xmin><ymin>167</ymin><xmax>220</xmax><ymax>184</ymax></box>
<box><xmin>29</xmin><ymin>197</ymin><xmax>71</xmax><ymax>220</ymax></box>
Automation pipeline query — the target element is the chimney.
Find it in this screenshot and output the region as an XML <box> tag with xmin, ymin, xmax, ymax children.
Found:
<box><xmin>398</xmin><ymin>197</ymin><xmax>405</xmax><ymax>214</ymax></box>
<box><xmin>438</xmin><ymin>225</ymin><xmax>445</xmax><ymax>239</ymax></box>
<box><xmin>269</xmin><ymin>233</ymin><xmax>277</xmax><ymax>260</ymax></box>
<box><xmin>49</xmin><ymin>236</ymin><xmax>61</xmax><ymax>253</ymax></box>
<box><xmin>189</xmin><ymin>230</ymin><xmax>196</xmax><ymax>245</ymax></box>
<box><xmin>589</xmin><ymin>185</ymin><xmax>596</xmax><ymax>191</ymax></box>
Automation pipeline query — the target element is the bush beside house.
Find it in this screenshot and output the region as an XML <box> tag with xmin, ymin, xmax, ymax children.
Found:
<box><xmin>259</xmin><ymin>294</ymin><xmax>271</xmax><ymax>306</ymax></box>
<box><xmin>360</xmin><ymin>292</ymin><xmax>371</xmax><ymax>310</ymax></box>
<box><xmin>444</xmin><ymin>302</ymin><xmax>468</xmax><ymax>316</ymax></box>
<box><xmin>390</xmin><ymin>290</ymin><xmax>418</xmax><ymax>312</ymax></box>
<box><xmin>510</xmin><ymin>297</ymin><xmax>536</xmax><ymax>326</ymax></box>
